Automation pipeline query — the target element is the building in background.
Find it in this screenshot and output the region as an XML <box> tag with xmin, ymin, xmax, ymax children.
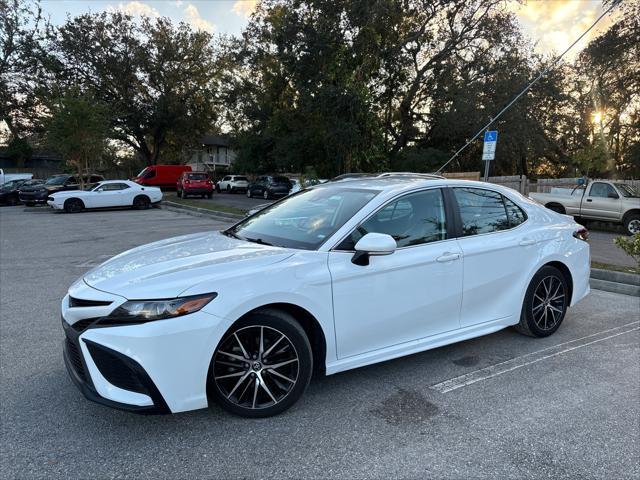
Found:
<box><xmin>186</xmin><ymin>135</ymin><xmax>236</xmax><ymax>177</ymax></box>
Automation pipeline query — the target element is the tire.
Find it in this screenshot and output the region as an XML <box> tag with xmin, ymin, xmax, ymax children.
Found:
<box><xmin>226</xmin><ymin>185</ymin><xmax>231</xmax><ymax>193</ymax></box>
<box><xmin>207</xmin><ymin>192</ymin><xmax>213</xmax><ymax>199</ymax></box>
<box><xmin>209</xmin><ymin>309</ymin><xmax>313</xmax><ymax>418</ymax></box>
<box><xmin>263</xmin><ymin>189</ymin><xmax>270</xmax><ymax>200</ymax></box>
<box><xmin>25</xmin><ymin>202</ymin><xmax>35</xmax><ymax>207</ymax></box>
<box><xmin>64</xmin><ymin>198</ymin><xmax>84</xmax><ymax>214</ymax></box>
<box><xmin>246</xmin><ymin>189</ymin><xmax>252</xmax><ymax>198</ymax></box>
<box><xmin>623</xmin><ymin>213</ymin><xmax>640</xmax><ymax>235</ymax></box>
<box><xmin>546</xmin><ymin>203</ymin><xmax>565</xmax><ymax>214</ymax></box>
<box><xmin>515</xmin><ymin>266</ymin><xmax>569</xmax><ymax>337</ymax></box>
<box><xmin>177</xmin><ymin>190</ymin><xmax>182</xmax><ymax>198</ymax></box>
<box><xmin>8</xmin><ymin>196</ymin><xmax>18</xmax><ymax>206</ymax></box>
<box><xmin>133</xmin><ymin>195</ymin><xmax>150</xmax><ymax>210</ymax></box>
<box><xmin>216</xmin><ymin>185</ymin><xmax>221</xmax><ymax>193</ymax></box>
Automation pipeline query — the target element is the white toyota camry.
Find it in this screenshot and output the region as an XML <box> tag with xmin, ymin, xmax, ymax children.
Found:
<box><xmin>48</xmin><ymin>180</ymin><xmax>162</xmax><ymax>213</ymax></box>
<box><xmin>61</xmin><ymin>175</ymin><xmax>590</xmax><ymax>417</ymax></box>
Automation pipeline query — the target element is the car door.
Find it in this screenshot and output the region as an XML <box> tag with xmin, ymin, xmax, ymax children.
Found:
<box><xmin>451</xmin><ymin>187</ymin><xmax>535</xmax><ymax>328</ymax></box>
<box><xmin>328</xmin><ymin>188</ymin><xmax>463</xmax><ymax>359</ymax></box>
<box><xmin>579</xmin><ymin>182</ymin><xmax>622</xmax><ymax>220</ymax></box>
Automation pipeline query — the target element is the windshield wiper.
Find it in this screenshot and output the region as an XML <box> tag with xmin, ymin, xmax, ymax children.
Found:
<box><xmin>222</xmin><ymin>229</ymin><xmax>241</xmax><ymax>240</ymax></box>
<box><xmin>244</xmin><ymin>237</ymin><xmax>274</xmax><ymax>246</ymax></box>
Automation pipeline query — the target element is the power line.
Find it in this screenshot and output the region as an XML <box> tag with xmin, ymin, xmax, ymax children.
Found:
<box><xmin>434</xmin><ymin>0</ymin><xmax>622</xmax><ymax>175</ymax></box>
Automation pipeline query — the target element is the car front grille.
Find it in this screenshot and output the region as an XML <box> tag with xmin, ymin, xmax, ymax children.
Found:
<box><xmin>70</xmin><ymin>318</ymin><xmax>98</xmax><ymax>333</ymax></box>
<box><xmin>65</xmin><ymin>337</ymin><xmax>86</xmax><ymax>382</ymax></box>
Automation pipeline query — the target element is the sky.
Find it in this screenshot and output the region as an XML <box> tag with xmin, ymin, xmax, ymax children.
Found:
<box><xmin>39</xmin><ymin>0</ymin><xmax>616</xmax><ymax>59</ymax></box>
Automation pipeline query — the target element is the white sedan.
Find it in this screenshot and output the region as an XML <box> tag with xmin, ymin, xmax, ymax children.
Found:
<box><xmin>60</xmin><ymin>175</ymin><xmax>590</xmax><ymax>417</ymax></box>
<box><xmin>48</xmin><ymin>180</ymin><xmax>163</xmax><ymax>213</ymax></box>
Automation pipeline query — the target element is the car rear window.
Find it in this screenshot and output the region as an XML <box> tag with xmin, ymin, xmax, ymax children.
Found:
<box><xmin>234</xmin><ymin>176</ymin><xmax>248</xmax><ymax>181</ymax></box>
<box><xmin>188</xmin><ymin>173</ymin><xmax>208</xmax><ymax>180</ymax></box>
<box><xmin>273</xmin><ymin>177</ymin><xmax>290</xmax><ymax>183</ymax></box>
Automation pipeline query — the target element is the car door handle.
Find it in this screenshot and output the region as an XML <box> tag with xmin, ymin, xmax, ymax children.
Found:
<box><xmin>519</xmin><ymin>239</ymin><xmax>536</xmax><ymax>246</ymax></box>
<box><xmin>436</xmin><ymin>252</ymin><xmax>460</xmax><ymax>263</ymax></box>
<box><xmin>586</xmin><ymin>198</ymin><xmax>593</xmax><ymax>202</ymax></box>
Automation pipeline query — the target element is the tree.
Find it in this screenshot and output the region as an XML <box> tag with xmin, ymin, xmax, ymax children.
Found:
<box><xmin>47</xmin><ymin>12</ymin><xmax>221</xmax><ymax>165</ymax></box>
<box><xmin>45</xmin><ymin>90</ymin><xmax>110</xmax><ymax>187</ymax></box>
<box><xmin>6</xmin><ymin>135</ymin><xmax>32</xmax><ymax>166</ymax></box>
<box><xmin>0</xmin><ymin>0</ymin><xmax>50</xmax><ymax>141</ymax></box>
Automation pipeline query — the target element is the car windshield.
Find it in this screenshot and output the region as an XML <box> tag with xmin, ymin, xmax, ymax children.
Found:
<box><xmin>614</xmin><ymin>183</ymin><xmax>639</xmax><ymax>198</ymax></box>
<box><xmin>273</xmin><ymin>176</ymin><xmax>290</xmax><ymax>183</ymax></box>
<box><xmin>137</xmin><ymin>167</ymin><xmax>149</xmax><ymax>177</ymax></box>
<box><xmin>45</xmin><ymin>176</ymin><xmax>68</xmax><ymax>185</ymax></box>
<box><xmin>226</xmin><ymin>187</ymin><xmax>378</xmax><ymax>250</ymax></box>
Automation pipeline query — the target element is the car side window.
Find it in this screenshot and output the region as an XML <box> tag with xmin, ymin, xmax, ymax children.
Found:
<box><xmin>223</xmin><ymin>176</ymin><xmax>230</xmax><ymax>181</ymax></box>
<box><xmin>589</xmin><ymin>182</ymin><xmax>616</xmax><ymax>198</ymax></box>
<box><xmin>503</xmin><ymin>197</ymin><xmax>526</xmax><ymax>227</ymax></box>
<box><xmin>337</xmin><ymin>189</ymin><xmax>447</xmax><ymax>250</ymax></box>
<box><xmin>454</xmin><ymin>188</ymin><xmax>510</xmax><ymax>236</ymax></box>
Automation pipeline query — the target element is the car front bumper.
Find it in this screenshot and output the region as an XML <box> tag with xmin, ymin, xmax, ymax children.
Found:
<box><xmin>61</xmin><ymin>282</ymin><xmax>230</xmax><ymax>414</ymax></box>
<box><xmin>19</xmin><ymin>191</ymin><xmax>49</xmax><ymax>204</ymax></box>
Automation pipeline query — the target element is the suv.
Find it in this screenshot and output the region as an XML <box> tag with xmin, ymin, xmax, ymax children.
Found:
<box><xmin>19</xmin><ymin>174</ymin><xmax>104</xmax><ymax>206</ymax></box>
<box><xmin>216</xmin><ymin>175</ymin><xmax>249</xmax><ymax>194</ymax></box>
<box><xmin>177</xmin><ymin>172</ymin><xmax>214</xmax><ymax>199</ymax></box>
<box><xmin>247</xmin><ymin>176</ymin><xmax>292</xmax><ymax>199</ymax></box>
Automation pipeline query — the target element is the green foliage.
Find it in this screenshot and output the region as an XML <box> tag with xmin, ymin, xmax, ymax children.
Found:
<box><xmin>45</xmin><ymin>90</ymin><xmax>110</xmax><ymax>183</ymax></box>
<box><xmin>614</xmin><ymin>233</ymin><xmax>640</xmax><ymax>269</ymax></box>
<box><xmin>571</xmin><ymin>139</ymin><xmax>610</xmax><ymax>177</ymax></box>
<box><xmin>6</xmin><ymin>136</ymin><xmax>32</xmax><ymax>166</ymax></box>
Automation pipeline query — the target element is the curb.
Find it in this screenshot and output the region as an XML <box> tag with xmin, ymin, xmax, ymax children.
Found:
<box><xmin>590</xmin><ymin>268</ymin><xmax>639</xmax><ymax>297</ymax></box>
<box><xmin>161</xmin><ymin>201</ymin><xmax>243</xmax><ymax>222</ymax></box>
<box><xmin>590</xmin><ymin>268</ymin><xmax>639</xmax><ymax>286</ymax></box>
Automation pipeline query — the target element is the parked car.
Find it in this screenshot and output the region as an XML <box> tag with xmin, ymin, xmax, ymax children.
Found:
<box><xmin>217</xmin><ymin>175</ymin><xmax>249</xmax><ymax>193</ymax></box>
<box><xmin>247</xmin><ymin>175</ymin><xmax>292</xmax><ymax>199</ymax></box>
<box><xmin>176</xmin><ymin>172</ymin><xmax>214</xmax><ymax>199</ymax></box>
<box><xmin>530</xmin><ymin>180</ymin><xmax>640</xmax><ymax>234</ymax></box>
<box><xmin>0</xmin><ymin>168</ymin><xmax>32</xmax><ymax>185</ymax></box>
<box><xmin>0</xmin><ymin>178</ymin><xmax>41</xmax><ymax>205</ymax></box>
<box><xmin>47</xmin><ymin>180</ymin><xmax>162</xmax><ymax>213</ymax></box>
<box><xmin>133</xmin><ymin>165</ymin><xmax>191</xmax><ymax>189</ymax></box>
<box><xmin>60</xmin><ymin>175</ymin><xmax>589</xmax><ymax>417</ymax></box>
<box><xmin>19</xmin><ymin>174</ymin><xmax>104</xmax><ymax>206</ymax></box>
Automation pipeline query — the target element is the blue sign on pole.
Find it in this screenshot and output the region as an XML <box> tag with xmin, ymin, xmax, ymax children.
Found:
<box><xmin>484</xmin><ymin>131</ymin><xmax>498</xmax><ymax>142</ymax></box>
<box><xmin>482</xmin><ymin>130</ymin><xmax>498</xmax><ymax>161</ymax></box>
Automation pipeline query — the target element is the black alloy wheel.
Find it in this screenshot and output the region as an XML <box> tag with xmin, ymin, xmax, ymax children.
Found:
<box><xmin>133</xmin><ymin>195</ymin><xmax>150</xmax><ymax>210</ymax></box>
<box><xmin>515</xmin><ymin>266</ymin><xmax>568</xmax><ymax>337</ymax></box>
<box><xmin>209</xmin><ymin>310</ymin><xmax>312</xmax><ymax>418</ymax></box>
<box><xmin>64</xmin><ymin>198</ymin><xmax>84</xmax><ymax>213</ymax></box>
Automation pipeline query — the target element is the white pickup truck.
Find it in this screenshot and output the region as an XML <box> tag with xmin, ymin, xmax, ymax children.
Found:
<box><xmin>530</xmin><ymin>180</ymin><xmax>640</xmax><ymax>235</ymax></box>
<box><xmin>0</xmin><ymin>168</ymin><xmax>32</xmax><ymax>186</ymax></box>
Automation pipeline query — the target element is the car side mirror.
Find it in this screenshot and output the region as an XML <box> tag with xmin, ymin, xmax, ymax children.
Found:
<box><xmin>608</xmin><ymin>192</ymin><xmax>619</xmax><ymax>199</ymax></box>
<box><xmin>97</xmin><ymin>188</ymin><xmax>104</xmax><ymax>192</ymax></box>
<box><xmin>352</xmin><ymin>233</ymin><xmax>397</xmax><ymax>266</ymax></box>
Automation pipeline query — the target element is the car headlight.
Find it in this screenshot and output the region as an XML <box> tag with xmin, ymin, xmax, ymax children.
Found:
<box><xmin>104</xmin><ymin>293</ymin><xmax>217</xmax><ymax>325</ymax></box>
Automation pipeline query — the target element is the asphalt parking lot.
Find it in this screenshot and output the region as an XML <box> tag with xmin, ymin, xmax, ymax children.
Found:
<box><xmin>1</xmin><ymin>205</ymin><xmax>639</xmax><ymax>479</ymax></box>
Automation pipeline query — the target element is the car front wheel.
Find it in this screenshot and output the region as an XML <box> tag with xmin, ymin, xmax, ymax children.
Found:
<box><xmin>624</xmin><ymin>213</ymin><xmax>640</xmax><ymax>235</ymax></box>
<box><xmin>209</xmin><ymin>310</ymin><xmax>313</xmax><ymax>418</ymax></box>
<box><xmin>515</xmin><ymin>266</ymin><xmax>568</xmax><ymax>337</ymax></box>
<box><xmin>64</xmin><ymin>198</ymin><xmax>84</xmax><ymax>213</ymax></box>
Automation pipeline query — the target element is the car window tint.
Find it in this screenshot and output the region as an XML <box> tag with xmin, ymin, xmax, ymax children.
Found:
<box><xmin>454</xmin><ymin>188</ymin><xmax>510</xmax><ymax>236</ymax></box>
<box><xmin>188</xmin><ymin>173</ymin><xmax>208</xmax><ymax>180</ymax></box>
<box><xmin>223</xmin><ymin>176</ymin><xmax>230</xmax><ymax>181</ymax></box>
<box><xmin>338</xmin><ymin>189</ymin><xmax>447</xmax><ymax>250</ymax></box>
<box><xmin>235</xmin><ymin>176</ymin><xmax>248</xmax><ymax>181</ymax></box>
<box><xmin>590</xmin><ymin>182</ymin><xmax>615</xmax><ymax>198</ymax></box>
<box><xmin>503</xmin><ymin>197</ymin><xmax>526</xmax><ymax>227</ymax></box>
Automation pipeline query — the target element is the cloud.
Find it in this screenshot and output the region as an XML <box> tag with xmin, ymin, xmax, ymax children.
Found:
<box><xmin>513</xmin><ymin>0</ymin><xmax>618</xmax><ymax>58</ymax></box>
<box><xmin>232</xmin><ymin>0</ymin><xmax>258</xmax><ymax>18</ymax></box>
<box><xmin>183</xmin><ymin>3</ymin><xmax>215</xmax><ymax>33</ymax></box>
<box><xmin>109</xmin><ymin>1</ymin><xmax>160</xmax><ymax>18</ymax></box>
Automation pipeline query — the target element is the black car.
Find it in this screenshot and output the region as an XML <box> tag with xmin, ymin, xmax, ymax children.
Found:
<box><xmin>247</xmin><ymin>176</ymin><xmax>292</xmax><ymax>199</ymax></box>
<box><xmin>19</xmin><ymin>174</ymin><xmax>104</xmax><ymax>206</ymax></box>
<box><xmin>0</xmin><ymin>179</ymin><xmax>41</xmax><ymax>205</ymax></box>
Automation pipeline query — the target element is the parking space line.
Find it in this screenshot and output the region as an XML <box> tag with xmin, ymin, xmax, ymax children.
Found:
<box><xmin>431</xmin><ymin>321</ymin><xmax>640</xmax><ymax>394</ymax></box>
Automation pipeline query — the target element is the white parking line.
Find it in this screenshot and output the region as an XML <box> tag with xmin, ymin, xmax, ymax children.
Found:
<box><xmin>430</xmin><ymin>321</ymin><xmax>640</xmax><ymax>394</ymax></box>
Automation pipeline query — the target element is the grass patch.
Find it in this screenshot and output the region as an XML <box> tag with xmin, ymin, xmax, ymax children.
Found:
<box><xmin>168</xmin><ymin>196</ymin><xmax>245</xmax><ymax>216</ymax></box>
<box><xmin>591</xmin><ymin>261</ymin><xmax>638</xmax><ymax>275</ymax></box>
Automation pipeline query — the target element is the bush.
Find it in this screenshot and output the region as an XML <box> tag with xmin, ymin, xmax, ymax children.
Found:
<box><xmin>614</xmin><ymin>233</ymin><xmax>640</xmax><ymax>270</ymax></box>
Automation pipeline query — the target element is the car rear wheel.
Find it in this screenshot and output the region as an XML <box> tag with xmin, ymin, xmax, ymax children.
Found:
<box><xmin>133</xmin><ymin>195</ymin><xmax>150</xmax><ymax>210</ymax></box>
<box><xmin>209</xmin><ymin>310</ymin><xmax>313</xmax><ymax>418</ymax></box>
<box><xmin>546</xmin><ymin>203</ymin><xmax>565</xmax><ymax>214</ymax></box>
<box><xmin>515</xmin><ymin>266</ymin><xmax>568</xmax><ymax>337</ymax></box>
<box><xmin>207</xmin><ymin>192</ymin><xmax>213</xmax><ymax>199</ymax></box>
<box><xmin>64</xmin><ymin>198</ymin><xmax>84</xmax><ymax>214</ymax></box>
<box><xmin>177</xmin><ymin>190</ymin><xmax>183</xmax><ymax>198</ymax></box>
<box><xmin>623</xmin><ymin>213</ymin><xmax>640</xmax><ymax>235</ymax></box>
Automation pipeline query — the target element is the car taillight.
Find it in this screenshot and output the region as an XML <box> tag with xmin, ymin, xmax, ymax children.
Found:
<box><xmin>185</xmin><ymin>180</ymin><xmax>190</xmax><ymax>184</ymax></box>
<box><xmin>573</xmin><ymin>228</ymin><xmax>589</xmax><ymax>241</ymax></box>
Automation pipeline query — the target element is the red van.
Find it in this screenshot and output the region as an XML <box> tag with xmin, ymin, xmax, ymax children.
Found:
<box><xmin>133</xmin><ymin>165</ymin><xmax>192</xmax><ymax>189</ymax></box>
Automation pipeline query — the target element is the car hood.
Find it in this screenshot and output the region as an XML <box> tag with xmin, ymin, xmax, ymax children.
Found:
<box><xmin>83</xmin><ymin>231</ymin><xmax>295</xmax><ymax>299</ymax></box>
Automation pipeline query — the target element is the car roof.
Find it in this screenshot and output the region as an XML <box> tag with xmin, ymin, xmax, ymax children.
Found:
<box><xmin>314</xmin><ymin>175</ymin><xmax>524</xmax><ymax>198</ymax></box>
